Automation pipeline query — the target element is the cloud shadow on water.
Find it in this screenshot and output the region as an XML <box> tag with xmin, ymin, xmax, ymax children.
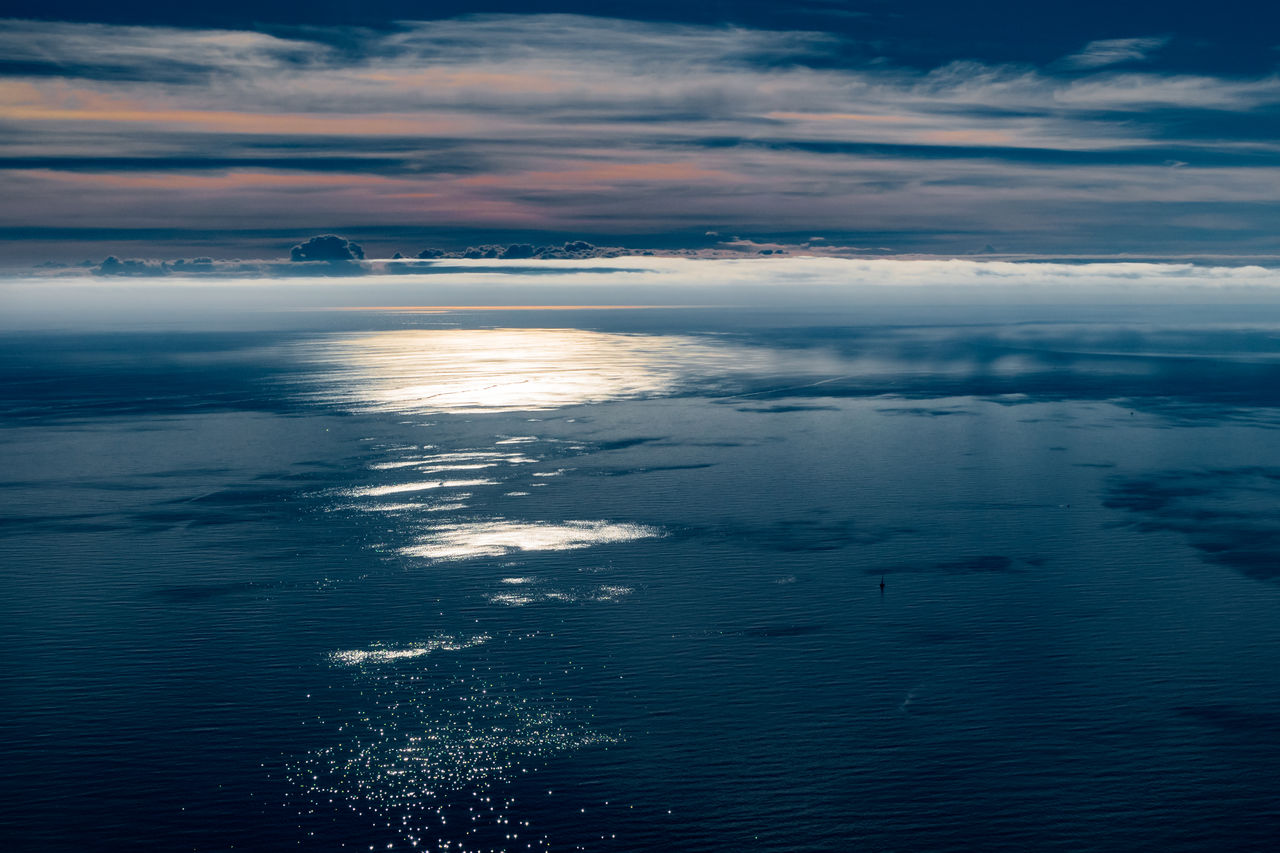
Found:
<box><xmin>873</xmin><ymin>554</ymin><xmax>1023</xmax><ymax>575</ymax></box>
<box><xmin>1105</xmin><ymin>467</ymin><xmax>1280</xmax><ymax>581</ymax></box>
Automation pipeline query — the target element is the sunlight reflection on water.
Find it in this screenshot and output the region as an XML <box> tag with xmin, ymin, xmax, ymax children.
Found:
<box><xmin>293</xmin><ymin>634</ymin><xmax>616</xmax><ymax>850</ymax></box>
<box><xmin>293</xmin><ymin>327</ymin><xmax>781</xmax><ymax>414</ymax></box>
<box><xmin>401</xmin><ymin>520</ymin><xmax>662</xmax><ymax>561</ymax></box>
<box><xmin>330</xmin><ymin>635</ymin><xmax>490</xmax><ymax>666</ymax></box>
<box><xmin>347</xmin><ymin>478</ymin><xmax>497</xmax><ymax>496</ymax></box>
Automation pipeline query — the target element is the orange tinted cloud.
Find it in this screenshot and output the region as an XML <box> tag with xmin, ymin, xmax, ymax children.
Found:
<box><xmin>915</xmin><ymin>129</ymin><xmax>1017</xmax><ymax>146</ymax></box>
<box><xmin>19</xmin><ymin>170</ymin><xmax>405</xmax><ymax>191</ymax></box>
<box><xmin>10</xmin><ymin>105</ymin><xmax>477</xmax><ymax>136</ymax></box>
<box><xmin>2</xmin><ymin>83</ymin><xmax>479</xmax><ymax>135</ymax></box>
<box><xmin>460</xmin><ymin>162</ymin><xmax>736</xmax><ymax>188</ymax></box>
<box><xmin>354</xmin><ymin>69</ymin><xmax>567</xmax><ymax>95</ymax></box>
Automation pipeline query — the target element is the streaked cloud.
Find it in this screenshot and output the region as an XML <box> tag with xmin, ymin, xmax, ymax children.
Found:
<box><xmin>1061</xmin><ymin>36</ymin><xmax>1171</xmax><ymax>70</ymax></box>
<box><xmin>2</xmin><ymin>15</ymin><xmax>1280</xmax><ymax>259</ymax></box>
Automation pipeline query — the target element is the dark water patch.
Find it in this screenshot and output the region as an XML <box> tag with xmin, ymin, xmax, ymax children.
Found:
<box><xmin>1106</xmin><ymin>468</ymin><xmax>1280</xmax><ymax>581</ymax></box>
<box><xmin>1118</xmin><ymin>401</ymin><xmax>1280</xmax><ymax>429</ymax></box>
<box><xmin>876</xmin><ymin>406</ymin><xmax>974</xmax><ymax>417</ymax></box>
<box><xmin>130</xmin><ymin>485</ymin><xmax>315</xmax><ymax>530</ymax></box>
<box><xmin>1177</xmin><ymin>704</ymin><xmax>1280</xmax><ymax>736</ymax></box>
<box><xmin>592</xmin><ymin>436</ymin><xmax>667</xmax><ymax>452</ymax></box>
<box><xmin>735</xmin><ymin>404</ymin><xmax>841</xmax><ymax>413</ymax></box>
<box><xmin>259</xmin><ymin>468</ymin><xmax>349</xmax><ymax>483</ymax></box>
<box><xmin>592</xmin><ymin>463</ymin><xmax>716</xmax><ymax>478</ymax></box>
<box><xmin>133</xmin><ymin>509</ymin><xmax>265</xmax><ymax>528</ymax></box>
<box><xmin>935</xmin><ymin>554</ymin><xmax>1015</xmax><ymax>573</ymax></box>
<box><xmin>876</xmin><ymin>554</ymin><xmax>1022</xmax><ymax>575</ymax></box>
<box><xmin>705</xmin><ymin>322</ymin><xmax>1280</xmax><ymax>420</ymax></box>
<box><xmin>1103</xmin><ymin>477</ymin><xmax>1215</xmax><ymax>514</ymax></box>
<box><xmin>1210</xmin><ymin>548</ymin><xmax>1280</xmax><ymax>571</ymax></box>
<box><xmin>78</xmin><ymin>479</ymin><xmax>166</xmax><ymax>492</ymax></box>
<box><xmin>137</xmin><ymin>467</ymin><xmax>235</xmax><ymax>479</ymax></box>
<box><xmin>175</xmin><ymin>487</ymin><xmax>306</xmax><ymax>506</ymax></box>
<box><xmin>739</xmin><ymin>624</ymin><xmax>824</xmax><ymax>638</ymax></box>
<box><xmin>1073</xmin><ymin>461</ymin><xmax>1117</xmax><ymax>468</ymax></box>
<box><xmin>292</xmin><ymin>458</ymin><xmax>355</xmax><ymax>469</ymax></box>
<box><xmin>0</xmin><ymin>513</ymin><xmax>123</xmax><ymax>537</ymax></box>
<box><xmin>707</xmin><ymin>516</ymin><xmax>910</xmax><ymax>553</ymax></box>
<box><xmin>936</xmin><ymin>501</ymin><xmax>1064</xmax><ymax>511</ymax></box>
<box><xmin>151</xmin><ymin>580</ymin><xmax>280</xmax><ymax>602</ymax></box>
<box><xmin>911</xmin><ymin>630</ymin><xmax>972</xmax><ymax>645</ymax></box>
<box><xmin>0</xmin><ymin>511</ymin><xmax>109</xmax><ymax>528</ymax></box>
<box><xmin>0</xmin><ymin>331</ymin><xmax>303</xmax><ymax>423</ymax></box>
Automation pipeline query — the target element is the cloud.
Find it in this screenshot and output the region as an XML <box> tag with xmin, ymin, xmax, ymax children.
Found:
<box><xmin>1062</xmin><ymin>37</ymin><xmax>1170</xmax><ymax>70</ymax></box>
<box><xmin>3</xmin><ymin>17</ymin><xmax>1280</xmax><ymax>258</ymax></box>
<box><xmin>10</xmin><ymin>255</ymin><xmax>1280</xmax><ymax>331</ymax></box>
<box><xmin>95</xmin><ymin>255</ymin><xmax>167</xmax><ymax>276</ymax></box>
<box><xmin>290</xmin><ymin>234</ymin><xmax>364</xmax><ymax>262</ymax></box>
<box><xmin>500</xmin><ymin>243</ymin><xmax>536</xmax><ymax>259</ymax></box>
<box><xmin>22</xmin><ymin>254</ymin><xmax>1280</xmax><ymax>290</ymax></box>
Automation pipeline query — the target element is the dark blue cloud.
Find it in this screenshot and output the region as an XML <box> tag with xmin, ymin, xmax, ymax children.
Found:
<box><xmin>6</xmin><ymin>1</ymin><xmax>1280</xmax><ymax>74</ymax></box>
<box><xmin>290</xmin><ymin>234</ymin><xmax>364</xmax><ymax>262</ymax></box>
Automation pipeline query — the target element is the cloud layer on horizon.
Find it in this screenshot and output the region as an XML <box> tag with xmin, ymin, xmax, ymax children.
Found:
<box><xmin>2</xmin><ymin>14</ymin><xmax>1280</xmax><ymax>260</ymax></box>
<box><xmin>9</xmin><ymin>254</ymin><xmax>1280</xmax><ymax>297</ymax></box>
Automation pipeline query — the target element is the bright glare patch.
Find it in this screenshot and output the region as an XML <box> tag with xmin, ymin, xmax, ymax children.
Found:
<box><xmin>346</xmin><ymin>478</ymin><xmax>496</xmax><ymax>496</ymax></box>
<box><xmin>292</xmin><ymin>636</ymin><xmax>616</xmax><ymax>851</ymax></box>
<box><xmin>489</xmin><ymin>592</ymin><xmax>537</xmax><ymax>606</ymax></box>
<box><xmin>330</xmin><ymin>635</ymin><xmax>490</xmax><ymax>666</ymax></box>
<box><xmin>487</xmin><ymin>584</ymin><xmax>634</xmax><ymax>606</ymax></box>
<box><xmin>401</xmin><ymin>520</ymin><xmax>661</xmax><ymax>560</ymax></box>
<box><xmin>368</xmin><ymin>459</ymin><xmax>438</xmax><ymax>470</ymax></box>
<box><xmin>353</xmin><ymin>498</ymin><xmax>470</xmax><ymax>512</ymax></box>
<box><xmin>293</xmin><ymin>328</ymin><xmax>777</xmax><ymax>414</ymax></box>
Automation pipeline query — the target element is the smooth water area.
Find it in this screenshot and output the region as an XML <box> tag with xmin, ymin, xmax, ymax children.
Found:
<box><xmin>3</xmin><ymin>306</ymin><xmax>1280</xmax><ymax>851</ymax></box>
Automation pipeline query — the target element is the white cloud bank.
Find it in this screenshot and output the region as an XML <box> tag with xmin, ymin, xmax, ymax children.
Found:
<box><xmin>4</xmin><ymin>257</ymin><xmax>1280</xmax><ymax>329</ymax></box>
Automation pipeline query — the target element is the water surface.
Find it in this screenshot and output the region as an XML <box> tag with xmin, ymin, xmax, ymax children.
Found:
<box><xmin>3</xmin><ymin>306</ymin><xmax>1280</xmax><ymax>851</ymax></box>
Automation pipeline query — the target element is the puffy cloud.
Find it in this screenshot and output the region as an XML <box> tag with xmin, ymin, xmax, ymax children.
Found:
<box><xmin>500</xmin><ymin>243</ymin><xmax>536</xmax><ymax>259</ymax></box>
<box><xmin>95</xmin><ymin>256</ymin><xmax>168</xmax><ymax>276</ymax></box>
<box><xmin>290</xmin><ymin>234</ymin><xmax>365</xmax><ymax>262</ymax></box>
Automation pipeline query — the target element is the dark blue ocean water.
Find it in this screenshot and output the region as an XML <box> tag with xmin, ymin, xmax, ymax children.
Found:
<box><xmin>3</xmin><ymin>306</ymin><xmax>1280</xmax><ymax>851</ymax></box>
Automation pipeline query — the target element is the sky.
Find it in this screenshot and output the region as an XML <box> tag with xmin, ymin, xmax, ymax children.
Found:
<box><xmin>3</xmin><ymin>1</ymin><xmax>1280</xmax><ymax>264</ymax></box>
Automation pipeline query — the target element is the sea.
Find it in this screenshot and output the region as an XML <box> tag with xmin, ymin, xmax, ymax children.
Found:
<box><xmin>3</xmin><ymin>282</ymin><xmax>1280</xmax><ymax>851</ymax></box>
